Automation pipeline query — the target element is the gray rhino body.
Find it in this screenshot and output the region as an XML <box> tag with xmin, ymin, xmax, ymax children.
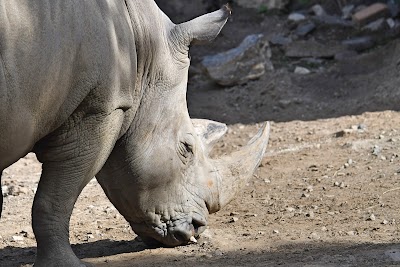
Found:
<box><xmin>0</xmin><ymin>1</ymin><xmax>269</xmax><ymax>266</ymax></box>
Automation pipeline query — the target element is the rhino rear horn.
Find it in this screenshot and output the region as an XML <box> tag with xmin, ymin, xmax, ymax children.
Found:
<box><xmin>174</xmin><ymin>4</ymin><xmax>231</xmax><ymax>46</ymax></box>
<box><xmin>192</xmin><ymin>119</ymin><xmax>227</xmax><ymax>154</ymax></box>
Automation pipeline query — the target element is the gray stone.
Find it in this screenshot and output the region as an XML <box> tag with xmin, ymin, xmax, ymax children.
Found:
<box><xmin>288</xmin><ymin>13</ymin><xmax>306</xmax><ymax>22</ymax></box>
<box><xmin>342</xmin><ymin>36</ymin><xmax>375</xmax><ymax>52</ymax></box>
<box><xmin>286</xmin><ymin>40</ymin><xmax>344</xmax><ymax>58</ymax></box>
<box><xmin>294</xmin><ymin>66</ymin><xmax>311</xmax><ymax>75</ymax></box>
<box><xmin>202</xmin><ymin>34</ymin><xmax>273</xmax><ymax>86</ymax></box>
<box><xmin>295</xmin><ymin>22</ymin><xmax>316</xmax><ymax>36</ymax></box>
<box><xmin>363</xmin><ymin>18</ymin><xmax>387</xmax><ymax>31</ymax></box>
<box><xmin>387</xmin><ymin>18</ymin><xmax>396</xmax><ymax>28</ymax></box>
<box><xmin>342</xmin><ymin>5</ymin><xmax>355</xmax><ymax>20</ymax></box>
<box><xmin>311</xmin><ymin>4</ymin><xmax>326</xmax><ymax>17</ymax></box>
<box><xmin>269</xmin><ymin>34</ymin><xmax>292</xmax><ymax>46</ymax></box>
<box><xmin>235</xmin><ymin>0</ymin><xmax>289</xmax><ymax>10</ymax></box>
<box><xmin>313</xmin><ymin>15</ymin><xmax>354</xmax><ymax>27</ymax></box>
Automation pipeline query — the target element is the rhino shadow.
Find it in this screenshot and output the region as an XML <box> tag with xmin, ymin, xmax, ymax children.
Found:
<box><xmin>0</xmin><ymin>238</ymin><xmax>146</xmax><ymax>267</ymax></box>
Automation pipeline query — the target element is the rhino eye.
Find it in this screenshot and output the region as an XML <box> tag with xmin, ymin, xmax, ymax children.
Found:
<box><xmin>177</xmin><ymin>139</ymin><xmax>194</xmax><ymax>164</ymax></box>
<box><xmin>178</xmin><ymin>141</ymin><xmax>193</xmax><ymax>156</ymax></box>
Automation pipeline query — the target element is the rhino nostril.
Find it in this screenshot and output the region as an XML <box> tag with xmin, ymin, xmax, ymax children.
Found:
<box><xmin>173</xmin><ymin>229</ymin><xmax>193</xmax><ymax>244</ymax></box>
<box><xmin>192</xmin><ymin>217</ymin><xmax>207</xmax><ymax>236</ymax></box>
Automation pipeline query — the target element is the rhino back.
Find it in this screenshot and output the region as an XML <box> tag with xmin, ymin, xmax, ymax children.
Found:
<box><xmin>0</xmin><ymin>0</ymin><xmax>137</xmax><ymax>168</ymax></box>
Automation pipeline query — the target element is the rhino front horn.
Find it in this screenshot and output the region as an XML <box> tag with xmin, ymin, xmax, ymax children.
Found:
<box><xmin>209</xmin><ymin>122</ymin><xmax>270</xmax><ymax>212</ymax></box>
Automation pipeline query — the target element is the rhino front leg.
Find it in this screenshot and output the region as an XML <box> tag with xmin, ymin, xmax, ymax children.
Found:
<box><xmin>32</xmin><ymin>110</ymin><xmax>125</xmax><ymax>267</ymax></box>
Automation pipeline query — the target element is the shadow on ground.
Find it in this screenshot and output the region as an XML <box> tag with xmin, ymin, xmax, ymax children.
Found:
<box><xmin>0</xmin><ymin>239</ymin><xmax>146</xmax><ymax>267</ymax></box>
<box><xmin>3</xmin><ymin>240</ymin><xmax>400</xmax><ymax>267</ymax></box>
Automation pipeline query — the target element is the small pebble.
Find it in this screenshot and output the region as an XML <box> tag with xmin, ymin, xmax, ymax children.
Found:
<box><xmin>12</xmin><ymin>235</ymin><xmax>24</xmax><ymax>242</ymax></box>
<box><xmin>306</xmin><ymin>211</ymin><xmax>315</xmax><ymax>218</ymax></box>
<box><xmin>382</xmin><ymin>219</ymin><xmax>389</xmax><ymax>225</ymax></box>
<box><xmin>309</xmin><ymin>232</ymin><xmax>320</xmax><ymax>240</ymax></box>
<box><xmin>229</xmin><ymin>217</ymin><xmax>239</xmax><ymax>223</ymax></box>
<box><xmin>273</xmin><ymin>229</ymin><xmax>280</xmax><ymax>234</ymax></box>
<box><xmin>346</xmin><ymin>231</ymin><xmax>356</xmax><ymax>236</ymax></box>
<box><xmin>368</xmin><ymin>214</ymin><xmax>376</xmax><ymax>221</ymax></box>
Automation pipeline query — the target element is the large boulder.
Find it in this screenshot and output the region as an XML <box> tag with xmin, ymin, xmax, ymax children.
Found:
<box><xmin>202</xmin><ymin>34</ymin><xmax>274</xmax><ymax>86</ymax></box>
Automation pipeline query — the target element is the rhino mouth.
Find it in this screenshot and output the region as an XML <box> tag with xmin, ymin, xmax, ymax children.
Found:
<box><xmin>130</xmin><ymin>215</ymin><xmax>207</xmax><ymax>247</ymax></box>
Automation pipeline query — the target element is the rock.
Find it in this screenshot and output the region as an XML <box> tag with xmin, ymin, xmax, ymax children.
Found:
<box><xmin>312</xmin><ymin>15</ymin><xmax>354</xmax><ymax>27</ymax></box>
<box><xmin>346</xmin><ymin>231</ymin><xmax>356</xmax><ymax>236</ymax></box>
<box><xmin>235</xmin><ymin>0</ymin><xmax>289</xmax><ymax>10</ymax></box>
<box><xmin>286</xmin><ymin>207</ymin><xmax>295</xmax><ymax>212</ymax></box>
<box><xmin>1</xmin><ymin>185</ymin><xmax>9</xmax><ymax>196</ymax></box>
<box><xmin>368</xmin><ymin>214</ymin><xmax>376</xmax><ymax>221</ymax></box>
<box><xmin>294</xmin><ymin>66</ymin><xmax>311</xmax><ymax>75</ymax></box>
<box><xmin>202</xmin><ymin>34</ymin><xmax>273</xmax><ymax>86</ymax></box>
<box><xmin>352</xmin><ymin>3</ymin><xmax>390</xmax><ymax>27</ymax></box>
<box><xmin>372</xmin><ymin>145</ymin><xmax>381</xmax><ymax>156</ymax></box>
<box><xmin>387</xmin><ymin>18</ymin><xmax>396</xmax><ymax>28</ymax></box>
<box><xmin>295</xmin><ymin>22</ymin><xmax>316</xmax><ymax>36</ymax></box>
<box><xmin>342</xmin><ymin>5</ymin><xmax>355</xmax><ymax>20</ymax></box>
<box><xmin>288</xmin><ymin>13</ymin><xmax>306</xmax><ymax>22</ymax></box>
<box><xmin>309</xmin><ymin>232</ymin><xmax>320</xmax><ymax>240</ymax></box>
<box><xmin>272</xmin><ymin>229</ymin><xmax>280</xmax><ymax>234</ymax></box>
<box><xmin>342</xmin><ymin>36</ymin><xmax>375</xmax><ymax>52</ymax></box>
<box><xmin>286</xmin><ymin>40</ymin><xmax>344</xmax><ymax>58</ymax></box>
<box><xmin>12</xmin><ymin>235</ymin><xmax>24</xmax><ymax>242</ymax></box>
<box><xmin>311</xmin><ymin>5</ymin><xmax>325</xmax><ymax>17</ymax></box>
<box><xmin>301</xmin><ymin>193</ymin><xmax>310</xmax><ymax>198</ymax></box>
<box><xmin>363</xmin><ymin>18</ymin><xmax>387</xmax><ymax>31</ymax></box>
<box><xmin>306</xmin><ymin>211</ymin><xmax>315</xmax><ymax>218</ymax></box>
<box><xmin>269</xmin><ymin>34</ymin><xmax>292</xmax><ymax>46</ymax></box>
<box><xmin>229</xmin><ymin>217</ymin><xmax>239</xmax><ymax>223</ymax></box>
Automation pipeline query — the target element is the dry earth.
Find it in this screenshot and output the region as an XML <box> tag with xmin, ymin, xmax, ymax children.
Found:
<box><xmin>1</xmin><ymin>4</ymin><xmax>400</xmax><ymax>267</ymax></box>
<box><xmin>1</xmin><ymin>111</ymin><xmax>400</xmax><ymax>267</ymax></box>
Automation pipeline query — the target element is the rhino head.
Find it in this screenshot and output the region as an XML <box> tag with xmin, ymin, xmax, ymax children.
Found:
<box><xmin>96</xmin><ymin>4</ymin><xmax>270</xmax><ymax>247</ymax></box>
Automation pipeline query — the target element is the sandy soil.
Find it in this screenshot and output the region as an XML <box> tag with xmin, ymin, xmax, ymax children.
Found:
<box><xmin>1</xmin><ymin>5</ymin><xmax>400</xmax><ymax>267</ymax></box>
<box><xmin>1</xmin><ymin>111</ymin><xmax>400</xmax><ymax>267</ymax></box>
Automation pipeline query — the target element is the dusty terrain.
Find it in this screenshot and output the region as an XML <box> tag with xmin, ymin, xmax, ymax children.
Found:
<box><xmin>1</xmin><ymin>4</ymin><xmax>400</xmax><ymax>267</ymax></box>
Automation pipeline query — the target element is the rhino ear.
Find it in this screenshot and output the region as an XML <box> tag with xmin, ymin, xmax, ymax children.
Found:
<box><xmin>192</xmin><ymin>119</ymin><xmax>227</xmax><ymax>154</ymax></box>
<box><xmin>173</xmin><ymin>5</ymin><xmax>231</xmax><ymax>46</ymax></box>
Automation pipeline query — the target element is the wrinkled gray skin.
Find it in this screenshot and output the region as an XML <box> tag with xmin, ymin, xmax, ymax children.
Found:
<box><xmin>0</xmin><ymin>1</ymin><xmax>270</xmax><ymax>266</ymax></box>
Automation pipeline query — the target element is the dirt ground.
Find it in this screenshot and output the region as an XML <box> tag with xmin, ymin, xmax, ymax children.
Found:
<box><xmin>1</xmin><ymin>5</ymin><xmax>400</xmax><ymax>267</ymax></box>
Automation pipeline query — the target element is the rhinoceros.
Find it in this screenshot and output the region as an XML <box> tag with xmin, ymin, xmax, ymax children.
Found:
<box><xmin>0</xmin><ymin>1</ymin><xmax>270</xmax><ymax>266</ymax></box>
